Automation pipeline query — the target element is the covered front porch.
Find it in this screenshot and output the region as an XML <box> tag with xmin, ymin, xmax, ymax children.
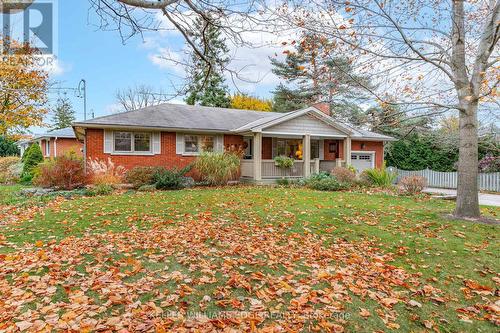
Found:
<box><xmin>239</xmin><ymin>132</ymin><xmax>352</xmax><ymax>181</ymax></box>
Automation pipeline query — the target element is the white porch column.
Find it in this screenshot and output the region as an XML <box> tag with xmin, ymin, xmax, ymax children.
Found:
<box><xmin>345</xmin><ymin>137</ymin><xmax>352</xmax><ymax>166</ymax></box>
<box><xmin>303</xmin><ymin>134</ymin><xmax>311</xmax><ymax>177</ymax></box>
<box><xmin>253</xmin><ymin>132</ymin><xmax>262</xmax><ymax>181</ymax></box>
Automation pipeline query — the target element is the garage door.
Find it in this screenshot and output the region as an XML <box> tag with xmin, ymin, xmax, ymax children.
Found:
<box><xmin>351</xmin><ymin>153</ymin><xmax>374</xmax><ymax>173</ymax></box>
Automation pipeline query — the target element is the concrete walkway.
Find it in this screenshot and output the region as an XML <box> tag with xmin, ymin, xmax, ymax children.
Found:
<box><xmin>424</xmin><ymin>188</ymin><xmax>500</xmax><ymax>207</ymax></box>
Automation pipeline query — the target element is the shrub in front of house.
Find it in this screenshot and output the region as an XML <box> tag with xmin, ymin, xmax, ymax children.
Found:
<box><xmin>137</xmin><ymin>184</ymin><xmax>157</xmax><ymax>192</ymax></box>
<box><xmin>302</xmin><ymin>172</ymin><xmax>350</xmax><ymax>191</ymax></box>
<box><xmin>308</xmin><ymin>176</ymin><xmax>347</xmax><ymax>191</ymax></box>
<box><xmin>398</xmin><ymin>175</ymin><xmax>427</xmax><ymax>195</ymax></box>
<box><xmin>33</xmin><ymin>153</ymin><xmax>85</xmax><ymax>190</ymax></box>
<box><xmin>194</xmin><ymin>152</ymin><xmax>240</xmax><ymax>186</ymax></box>
<box><xmin>276</xmin><ymin>177</ymin><xmax>292</xmax><ymax>186</ymax></box>
<box><xmin>0</xmin><ymin>156</ymin><xmax>22</xmax><ymax>184</ymax></box>
<box><xmin>87</xmin><ymin>158</ymin><xmax>126</xmax><ymax>185</ymax></box>
<box><xmin>125</xmin><ymin>166</ymin><xmax>165</xmax><ymax>189</ymax></box>
<box><xmin>362</xmin><ymin>164</ymin><xmax>397</xmax><ymax>187</ymax></box>
<box><xmin>21</xmin><ymin>144</ymin><xmax>44</xmax><ymax>182</ymax></box>
<box><xmin>153</xmin><ymin>165</ymin><xmax>192</xmax><ymax>190</ymax></box>
<box><xmin>331</xmin><ymin>166</ymin><xmax>356</xmax><ymax>185</ymax></box>
<box><xmin>85</xmin><ymin>184</ymin><xmax>114</xmax><ymax>196</ymax></box>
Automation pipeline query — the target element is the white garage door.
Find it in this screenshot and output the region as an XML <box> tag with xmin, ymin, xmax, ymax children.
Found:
<box><xmin>351</xmin><ymin>153</ymin><xmax>374</xmax><ymax>173</ymax></box>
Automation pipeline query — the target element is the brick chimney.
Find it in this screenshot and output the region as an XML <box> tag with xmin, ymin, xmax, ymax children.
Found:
<box><xmin>312</xmin><ymin>102</ymin><xmax>331</xmax><ymax>116</ymax></box>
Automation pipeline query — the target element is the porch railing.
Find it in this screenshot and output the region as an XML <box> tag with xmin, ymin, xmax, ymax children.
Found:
<box><xmin>262</xmin><ymin>160</ymin><xmax>304</xmax><ymax>178</ymax></box>
<box><xmin>241</xmin><ymin>159</ymin><xmax>324</xmax><ymax>179</ymax></box>
<box><xmin>240</xmin><ymin>160</ymin><xmax>254</xmax><ymax>178</ymax></box>
<box><xmin>319</xmin><ymin>160</ymin><xmax>336</xmax><ymax>173</ymax></box>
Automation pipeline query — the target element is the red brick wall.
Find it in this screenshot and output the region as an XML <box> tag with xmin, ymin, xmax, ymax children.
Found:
<box><xmin>323</xmin><ymin>139</ymin><xmax>384</xmax><ymax>167</ymax></box>
<box><xmin>54</xmin><ymin>138</ymin><xmax>83</xmax><ymax>157</ymax></box>
<box><xmin>42</xmin><ymin>138</ymin><xmax>83</xmax><ymax>158</ymax></box>
<box><xmin>351</xmin><ymin>140</ymin><xmax>384</xmax><ymax>168</ymax></box>
<box><xmin>262</xmin><ymin>137</ymin><xmax>272</xmax><ymax>159</ymax></box>
<box><xmin>224</xmin><ymin>135</ymin><xmax>244</xmax><ymax>152</ymax></box>
<box><xmin>85</xmin><ymin>129</ymin><xmax>196</xmax><ymax>170</ymax></box>
<box><xmin>85</xmin><ymin>129</ymin><xmax>248</xmax><ymax>179</ymax></box>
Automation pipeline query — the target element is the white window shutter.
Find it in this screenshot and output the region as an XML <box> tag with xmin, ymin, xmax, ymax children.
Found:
<box><xmin>104</xmin><ymin>130</ymin><xmax>113</xmax><ymax>153</ymax></box>
<box><xmin>152</xmin><ymin>132</ymin><xmax>161</xmax><ymax>154</ymax></box>
<box><xmin>319</xmin><ymin>139</ymin><xmax>324</xmax><ymax>160</ymax></box>
<box><xmin>215</xmin><ymin>135</ymin><xmax>224</xmax><ymax>152</ymax></box>
<box><xmin>176</xmin><ymin>133</ymin><xmax>184</xmax><ymax>155</ymax></box>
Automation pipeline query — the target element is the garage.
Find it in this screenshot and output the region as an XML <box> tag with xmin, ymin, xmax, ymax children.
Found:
<box><xmin>351</xmin><ymin>152</ymin><xmax>375</xmax><ymax>173</ymax></box>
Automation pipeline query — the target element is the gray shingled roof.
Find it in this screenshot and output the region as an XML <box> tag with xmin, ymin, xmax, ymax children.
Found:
<box><xmin>74</xmin><ymin>104</ymin><xmax>281</xmax><ymax>131</ymax></box>
<box><xmin>353</xmin><ymin>129</ymin><xmax>394</xmax><ymax>140</ymax></box>
<box><xmin>74</xmin><ymin>103</ymin><xmax>395</xmax><ymax>141</ymax></box>
<box><xmin>34</xmin><ymin>127</ymin><xmax>76</xmax><ymax>139</ymax></box>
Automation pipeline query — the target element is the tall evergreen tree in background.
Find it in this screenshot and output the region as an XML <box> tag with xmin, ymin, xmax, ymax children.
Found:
<box><xmin>270</xmin><ymin>33</ymin><xmax>371</xmax><ymax>113</ymax></box>
<box><xmin>51</xmin><ymin>97</ymin><xmax>76</xmax><ymax>129</ymax></box>
<box><xmin>185</xmin><ymin>15</ymin><xmax>230</xmax><ymax>108</ymax></box>
<box><xmin>0</xmin><ymin>136</ymin><xmax>19</xmax><ymax>156</ymax></box>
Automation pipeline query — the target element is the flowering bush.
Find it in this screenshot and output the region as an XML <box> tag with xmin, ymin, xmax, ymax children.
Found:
<box><xmin>331</xmin><ymin>166</ymin><xmax>356</xmax><ymax>184</ymax></box>
<box><xmin>398</xmin><ymin>175</ymin><xmax>427</xmax><ymax>195</ymax></box>
<box><xmin>33</xmin><ymin>153</ymin><xmax>85</xmax><ymax>190</ymax></box>
<box><xmin>478</xmin><ymin>154</ymin><xmax>500</xmax><ymax>173</ymax></box>
<box><xmin>0</xmin><ymin>156</ymin><xmax>22</xmax><ymax>184</ymax></box>
<box><xmin>87</xmin><ymin>158</ymin><xmax>126</xmax><ymax>185</ymax></box>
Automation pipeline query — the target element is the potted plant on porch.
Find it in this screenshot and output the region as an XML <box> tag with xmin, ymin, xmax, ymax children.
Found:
<box><xmin>274</xmin><ymin>155</ymin><xmax>295</xmax><ymax>169</ymax></box>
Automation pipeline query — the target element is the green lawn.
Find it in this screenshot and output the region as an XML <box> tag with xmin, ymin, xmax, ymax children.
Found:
<box><xmin>0</xmin><ymin>186</ymin><xmax>498</xmax><ymax>332</ymax></box>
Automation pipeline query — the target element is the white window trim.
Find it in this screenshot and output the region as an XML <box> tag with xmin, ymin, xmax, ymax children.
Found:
<box><xmin>45</xmin><ymin>140</ymin><xmax>50</xmax><ymax>157</ymax></box>
<box><xmin>182</xmin><ymin>134</ymin><xmax>215</xmax><ymax>156</ymax></box>
<box><xmin>112</xmin><ymin>131</ymin><xmax>154</xmax><ymax>155</ymax></box>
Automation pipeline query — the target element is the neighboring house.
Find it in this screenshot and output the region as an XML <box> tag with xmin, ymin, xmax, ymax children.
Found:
<box><xmin>32</xmin><ymin>127</ymin><xmax>83</xmax><ymax>158</ymax></box>
<box><xmin>73</xmin><ymin>103</ymin><xmax>395</xmax><ymax>182</ymax></box>
<box><xmin>16</xmin><ymin>138</ymin><xmax>32</xmax><ymax>157</ymax></box>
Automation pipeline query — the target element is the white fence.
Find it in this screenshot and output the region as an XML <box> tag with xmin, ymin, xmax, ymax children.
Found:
<box><xmin>389</xmin><ymin>167</ymin><xmax>500</xmax><ymax>192</ymax></box>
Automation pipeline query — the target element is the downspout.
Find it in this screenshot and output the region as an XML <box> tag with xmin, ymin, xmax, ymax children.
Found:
<box><xmin>83</xmin><ymin>129</ymin><xmax>87</xmax><ymax>175</ymax></box>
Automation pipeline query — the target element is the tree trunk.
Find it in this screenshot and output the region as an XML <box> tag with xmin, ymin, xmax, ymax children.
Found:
<box><xmin>454</xmin><ymin>100</ymin><xmax>480</xmax><ymax>218</ymax></box>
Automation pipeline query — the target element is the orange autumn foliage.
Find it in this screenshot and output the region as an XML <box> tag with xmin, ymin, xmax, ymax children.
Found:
<box><xmin>0</xmin><ymin>37</ymin><xmax>49</xmax><ymax>137</ymax></box>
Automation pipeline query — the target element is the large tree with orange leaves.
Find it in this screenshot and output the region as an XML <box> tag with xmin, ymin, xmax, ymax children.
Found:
<box><xmin>0</xmin><ymin>37</ymin><xmax>49</xmax><ymax>137</ymax></box>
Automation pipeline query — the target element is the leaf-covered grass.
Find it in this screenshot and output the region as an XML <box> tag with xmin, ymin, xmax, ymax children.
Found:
<box><xmin>0</xmin><ymin>184</ymin><xmax>25</xmax><ymax>205</ymax></box>
<box><xmin>0</xmin><ymin>185</ymin><xmax>498</xmax><ymax>332</ymax></box>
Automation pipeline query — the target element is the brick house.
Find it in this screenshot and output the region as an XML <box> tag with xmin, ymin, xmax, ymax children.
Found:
<box><xmin>73</xmin><ymin>103</ymin><xmax>395</xmax><ymax>182</ymax></box>
<box><xmin>32</xmin><ymin>127</ymin><xmax>83</xmax><ymax>158</ymax></box>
